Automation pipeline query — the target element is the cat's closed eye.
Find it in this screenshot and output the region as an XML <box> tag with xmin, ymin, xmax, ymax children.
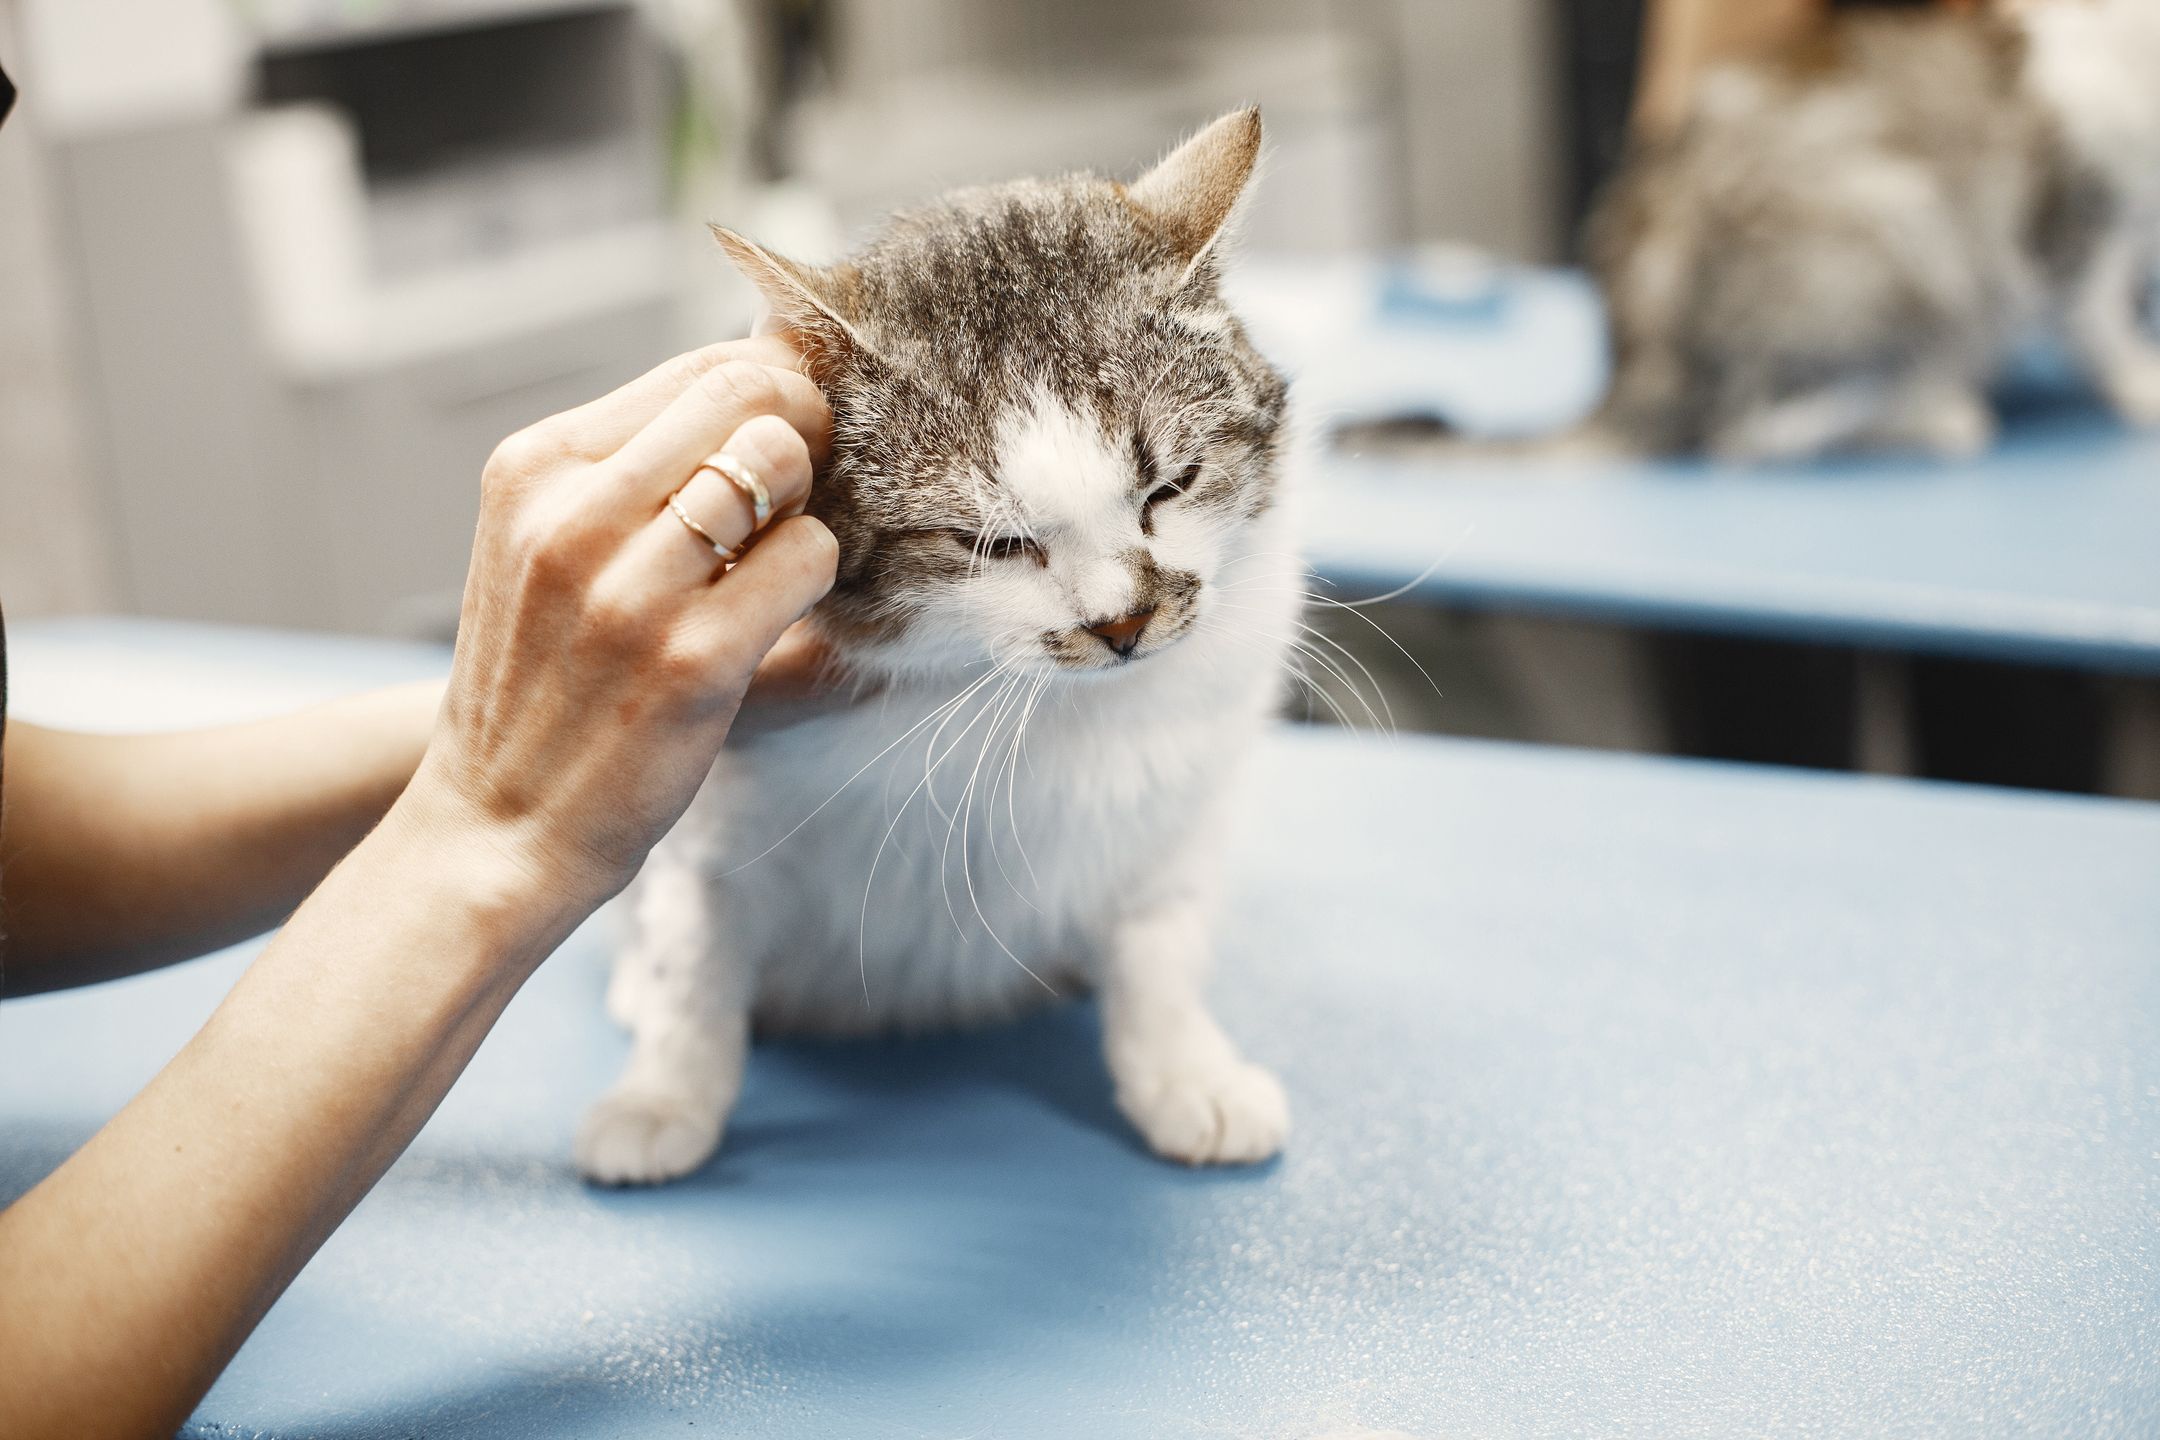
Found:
<box><xmin>1146</xmin><ymin>461</ymin><xmax>1203</xmax><ymax>513</ymax></box>
<box><xmin>948</xmin><ymin>530</ymin><xmax>1047</xmax><ymax>566</ymax></box>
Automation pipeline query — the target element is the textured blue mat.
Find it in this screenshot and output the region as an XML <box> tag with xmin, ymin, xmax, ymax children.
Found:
<box><xmin>4</xmin><ymin>622</ymin><xmax>2157</xmax><ymax>1438</ymax></box>
<box><xmin>1304</xmin><ymin>399</ymin><xmax>2160</xmax><ymax>671</ymax></box>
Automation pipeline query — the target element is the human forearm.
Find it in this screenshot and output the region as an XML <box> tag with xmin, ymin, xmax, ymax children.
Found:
<box><xmin>0</xmin><ymin>784</ymin><xmax>585</xmax><ymax>1440</ymax></box>
<box><xmin>0</xmin><ymin>679</ymin><xmax>443</xmax><ymax>993</ymax></box>
<box><xmin>0</xmin><ymin>333</ymin><xmax>838</xmax><ymax>1437</ymax></box>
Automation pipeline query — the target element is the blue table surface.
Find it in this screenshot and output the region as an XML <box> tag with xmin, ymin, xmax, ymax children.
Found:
<box><xmin>5</xmin><ymin>620</ymin><xmax>2159</xmax><ymax>1439</ymax></box>
<box><xmin>1230</xmin><ymin>258</ymin><xmax>2160</xmax><ymax>673</ymax></box>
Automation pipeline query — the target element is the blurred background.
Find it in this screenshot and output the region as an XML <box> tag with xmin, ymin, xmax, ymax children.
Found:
<box><xmin>2</xmin><ymin>0</ymin><xmax>2153</xmax><ymax>796</ymax></box>
<box><xmin>0</xmin><ymin>0</ymin><xmax>1581</xmax><ymax>626</ymax></box>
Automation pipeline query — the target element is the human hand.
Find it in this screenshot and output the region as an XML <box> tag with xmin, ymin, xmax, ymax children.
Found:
<box><xmin>743</xmin><ymin>619</ymin><xmax>840</xmax><ymax>706</ymax></box>
<box><xmin>402</xmin><ymin>335</ymin><xmax>839</xmax><ymax>911</ymax></box>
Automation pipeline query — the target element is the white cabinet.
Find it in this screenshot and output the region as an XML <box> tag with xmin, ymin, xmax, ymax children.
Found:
<box><xmin>30</xmin><ymin>0</ymin><xmax>681</xmax><ymax>634</ymax></box>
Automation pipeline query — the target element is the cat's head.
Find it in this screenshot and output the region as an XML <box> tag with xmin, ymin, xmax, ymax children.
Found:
<box><xmin>715</xmin><ymin>107</ymin><xmax>1288</xmax><ymax>683</ymax></box>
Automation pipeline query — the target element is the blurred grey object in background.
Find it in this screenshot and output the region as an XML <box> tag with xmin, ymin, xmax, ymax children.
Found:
<box><xmin>782</xmin><ymin>0</ymin><xmax>1559</xmax><ymax>259</ymax></box>
<box><xmin>8</xmin><ymin>0</ymin><xmax>681</xmax><ymax>637</ymax></box>
<box><xmin>0</xmin><ymin>0</ymin><xmax>1565</xmax><ymax>636</ymax></box>
<box><xmin>0</xmin><ymin>3</ymin><xmax>115</xmax><ymax>617</ymax></box>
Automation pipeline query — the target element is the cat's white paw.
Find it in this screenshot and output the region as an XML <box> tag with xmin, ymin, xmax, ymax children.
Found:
<box><xmin>2103</xmin><ymin>357</ymin><xmax>2160</xmax><ymax>428</ymax></box>
<box><xmin>575</xmin><ymin>1087</ymin><xmax>724</xmax><ymax>1186</ymax></box>
<box><xmin>1117</xmin><ymin>1059</ymin><xmax>1289</xmax><ymax>1165</ymax></box>
<box><xmin>1907</xmin><ymin>391</ymin><xmax>1995</xmax><ymax>460</ymax></box>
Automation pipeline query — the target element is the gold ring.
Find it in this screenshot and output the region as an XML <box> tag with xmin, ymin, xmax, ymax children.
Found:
<box><xmin>666</xmin><ymin>489</ymin><xmax>739</xmax><ymax>562</ymax></box>
<box><xmin>698</xmin><ymin>451</ymin><xmax>774</xmax><ymax>531</ymax></box>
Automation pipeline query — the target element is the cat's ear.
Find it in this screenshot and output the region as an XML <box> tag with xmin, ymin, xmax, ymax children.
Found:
<box><xmin>1123</xmin><ymin>106</ymin><xmax>1262</xmax><ymax>271</ymax></box>
<box><xmin>710</xmin><ymin>225</ymin><xmax>866</xmax><ymax>373</ymax></box>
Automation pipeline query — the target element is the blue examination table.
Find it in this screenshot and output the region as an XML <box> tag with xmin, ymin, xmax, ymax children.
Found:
<box><xmin>1233</xmin><ymin>257</ymin><xmax>2160</xmax><ymax>673</ymax></box>
<box><xmin>2</xmin><ymin>620</ymin><xmax>2156</xmax><ymax>1438</ymax></box>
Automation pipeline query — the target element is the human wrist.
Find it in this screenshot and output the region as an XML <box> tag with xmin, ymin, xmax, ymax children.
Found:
<box><xmin>372</xmin><ymin>775</ymin><xmax>611</xmax><ymax>971</ymax></box>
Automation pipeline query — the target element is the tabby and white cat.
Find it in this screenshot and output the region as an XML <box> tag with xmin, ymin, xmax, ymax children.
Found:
<box><xmin>576</xmin><ymin>110</ymin><xmax>1303</xmax><ymax>1185</ymax></box>
<box><xmin>1587</xmin><ymin>0</ymin><xmax>2160</xmax><ymax>462</ymax></box>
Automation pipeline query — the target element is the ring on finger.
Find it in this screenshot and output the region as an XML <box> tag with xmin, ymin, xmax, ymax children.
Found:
<box><xmin>697</xmin><ymin>450</ymin><xmax>774</xmax><ymax>532</ymax></box>
<box><xmin>666</xmin><ymin>489</ymin><xmax>740</xmax><ymax>562</ymax></box>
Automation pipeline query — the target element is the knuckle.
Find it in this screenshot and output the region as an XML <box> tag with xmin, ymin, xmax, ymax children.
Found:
<box><xmin>784</xmin><ymin>516</ymin><xmax>841</xmax><ymax>577</ymax></box>
<box><xmin>655</xmin><ymin>346</ymin><xmax>728</xmax><ymax>401</ymax></box>
<box><xmin>749</xmin><ymin>412</ymin><xmax>813</xmax><ymax>466</ymax></box>
<box><xmin>654</xmin><ymin>639</ymin><xmax>716</xmax><ymax>690</ymax></box>
<box><xmin>484</xmin><ymin>425</ymin><xmax>559</xmax><ymax>488</ymax></box>
<box><xmin>735</xmin><ymin>418</ymin><xmax>813</xmax><ymax>498</ymax></box>
<box><xmin>521</xmin><ymin>529</ymin><xmax>581</xmax><ymax>590</ymax></box>
<box><xmin>661</xmin><ymin>350</ymin><xmax>712</xmax><ymax>392</ymax></box>
<box><xmin>582</xmin><ymin>588</ymin><xmax>645</xmax><ymax>646</ymax></box>
<box><xmin>697</xmin><ymin>360</ymin><xmax>784</xmax><ymax>422</ymax></box>
<box><xmin>516</xmin><ymin>502</ymin><xmax>605</xmax><ymax>587</ymax></box>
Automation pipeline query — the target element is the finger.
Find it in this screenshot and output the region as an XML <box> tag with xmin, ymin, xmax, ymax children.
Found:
<box><xmin>598</xmin><ymin>360</ymin><xmax>832</xmax><ymax>518</ymax></box>
<box><xmin>744</xmin><ymin>622</ymin><xmax>839</xmax><ymax>705</ymax></box>
<box><xmin>690</xmin><ymin>516</ymin><xmax>840</xmax><ymax>674</ymax></box>
<box><xmin>731</xmin><ymin>621</ymin><xmax>864</xmax><ymax>740</ymax></box>
<box><xmin>617</xmin><ymin>413</ymin><xmax>816</xmax><ymax>590</ymax></box>
<box><xmin>545</xmin><ymin>336</ymin><xmax>818</xmax><ymax>461</ymax></box>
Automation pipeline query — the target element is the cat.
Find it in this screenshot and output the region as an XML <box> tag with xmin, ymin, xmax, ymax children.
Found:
<box><xmin>575</xmin><ymin>109</ymin><xmax>1304</xmax><ymax>1185</ymax></box>
<box><xmin>1583</xmin><ymin>0</ymin><xmax>2160</xmax><ymax>463</ymax></box>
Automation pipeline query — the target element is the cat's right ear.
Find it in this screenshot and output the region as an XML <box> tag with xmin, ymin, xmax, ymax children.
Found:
<box><xmin>1123</xmin><ymin>106</ymin><xmax>1263</xmax><ymax>277</ymax></box>
<box><xmin>711</xmin><ymin>226</ymin><xmax>867</xmax><ymax>376</ymax></box>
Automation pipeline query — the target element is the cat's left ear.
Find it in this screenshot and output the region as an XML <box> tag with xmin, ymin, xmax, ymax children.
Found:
<box><xmin>711</xmin><ymin>225</ymin><xmax>867</xmax><ymax>377</ymax></box>
<box><xmin>1123</xmin><ymin>106</ymin><xmax>1262</xmax><ymax>277</ymax></box>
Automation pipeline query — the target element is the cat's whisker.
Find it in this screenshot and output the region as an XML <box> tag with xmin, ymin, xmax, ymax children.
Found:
<box><xmin>984</xmin><ymin>669</ymin><xmax>1049</xmax><ymax>913</ymax></box>
<box><xmin>1280</xmin><ymin>650</ymin><xmax>1358</xmax><ymax>730</ymax></box>
<box><xmin>1289</xmin><ymin>617</ymin><xmax>1398</xmax><ymax>734</ymax></box>
<box><xmin>1239</xmin><ymin>634</ymin><xmax>1364</xmax><ymax>731</ymax></box>
<box><xmin>1297</xmin><ymin>590</ymin><xmax>1447</xmax><ymax>704</ymax></box>
<box><xmin>1194</xmin><ymin>609</ymin><xmax>1361</xmax><ymax>730</ymax></box>
<box><xmin>1005</xmin><ymin>671</ymin><xmax>1050</xmax><ymax>894</ymax></box>
<box><xmin>859</xmin><ymin>662</ymin><xmax>1019</xmax><ymax>1000</ymax></box>
<box><xmin>902</xmin><ymin>669</ymin><xmax>1009</xmax><ymax>838</ymax></box>
<box><xmin>717</xmin><ymin>663</ymin><xmax>1011</xmax><ymax>879</ymax></box>
<box><xmin>939</xmin><ymin>670</ymin><xmax>1026</xmax><ymax>945</ymax></box>
<box><xmin>938</xmin><ymin>672</ymin><xmax>1056</xmax><ymax>995</ymax></box>
<box><xmin>1208</xmin><ymin>547</ymin><xmax>1449</xmax><ymax>712</ymax></box>
<box><xmin>1205</xmin><ymin>597</ymin><xmax>1393</xmax><ymax>734</ymax></box>
<box><xmin>1284</xmin><ymin>635</ymin><xmax>1389</xmax><ymax>733</ymax></box>
<box><xmin>1298</xmin><ymin>540</ymin><xmax>1467</xmax><ymax>611</ymax></box>
<box><xmin>1275</xmin><ymin>612</ymin><xmax>1404</xmax><ymax>726</ymax></box>
<box><xmin>920</xmin><ymin>658</ymin><xmax>1011</xmax><ymax>829</ymax></box>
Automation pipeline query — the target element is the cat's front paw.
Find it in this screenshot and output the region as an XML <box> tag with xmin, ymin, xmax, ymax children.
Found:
<box><xmin>1117</xmin><ymin>1059</ymin><xmax>1289</xmax><ymax>1166</ymax></box>
<box><xmin>2103</xmin><ymin>356</ymin><xmax>2160</xmax><ymax>428</ymax></box>
<box><xmin>575</xmin><ymin>1087</ymin><xmax>725</xmax><ymax>1186</ymax></box>
<box><xmin>1903</xmin><ymin>388</ymin><xmax>1995</xmax><ymax>460</ymax></box>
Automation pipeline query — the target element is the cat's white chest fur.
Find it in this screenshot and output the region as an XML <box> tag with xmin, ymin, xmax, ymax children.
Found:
<box><xmin>584</xmin><ymin>527</ymin><xmax>1302</xmax><ymax>1185</ymax></box>
<box><xmin>610</xmin><ymin>527</ymin><xmax>1300</xmax><ymax>1043</ymax></box>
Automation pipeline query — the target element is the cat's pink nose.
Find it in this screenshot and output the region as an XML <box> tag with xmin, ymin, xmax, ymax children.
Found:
<box><xmin>1086</xmin><ymin>608</ymin><xmax>1155</xmax><ymax>658</ymax></box>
